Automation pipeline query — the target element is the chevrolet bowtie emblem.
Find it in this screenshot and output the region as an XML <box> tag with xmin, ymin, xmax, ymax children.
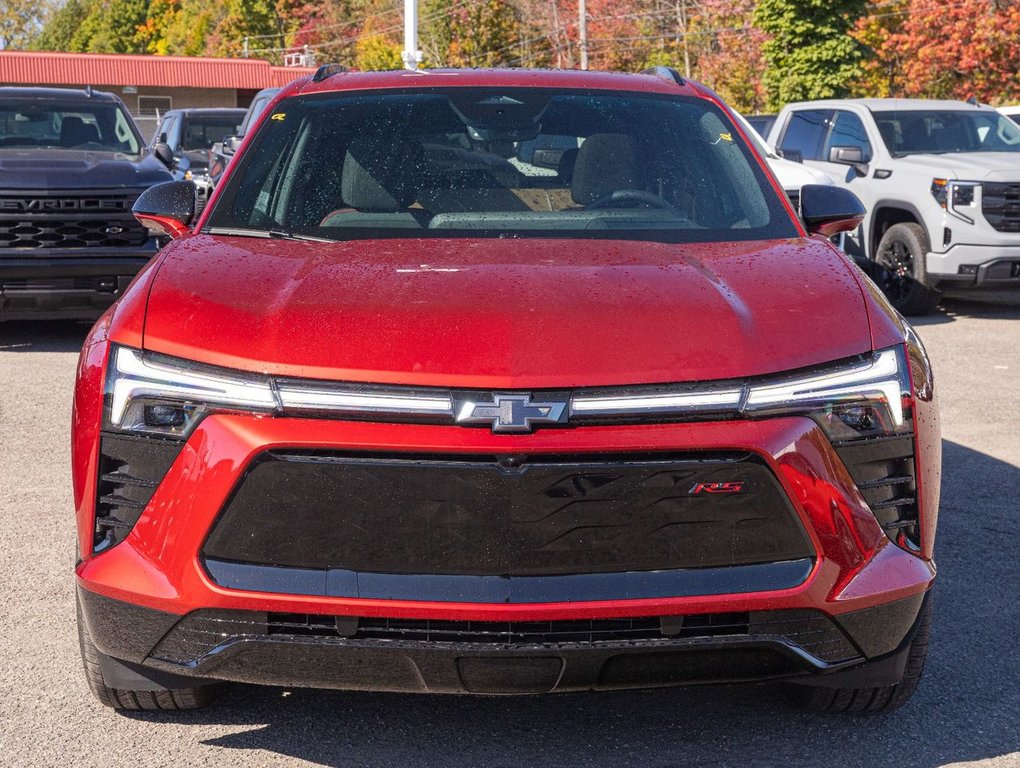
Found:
<box><xmin>456</xmin><ymin>393</ymin><xmax>567</xmax><ymax>433</ymax></box>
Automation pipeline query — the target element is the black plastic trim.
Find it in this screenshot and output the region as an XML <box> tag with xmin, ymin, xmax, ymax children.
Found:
<box><xmin>203</xmin><ymin>557</ymin><xmax>815</xmax><ymax>603</ymax></box>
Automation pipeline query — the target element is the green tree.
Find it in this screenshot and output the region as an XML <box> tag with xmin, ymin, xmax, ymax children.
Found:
<box><xmin>86</xmin><ymin>0</ymin><xmax>150</xmax><ymax>53</ymax></box>
<box><xmin>206</xmin><ymin>0</ymin><xmax>281</xmax><ymax>59</ymax></box>
<box><xmin>30</xmin><ymin>0</ymin><xmax>84</xmax><ymax>50</ymax></box>
<box><xmin>447</xmin><ymin>0</ymin><xmax>523</xmax><ymax>67</ymax></box>
<box><xmin>1</xmin><ymin>0</ymin><xmax>51</xmax><ymax>49</ymax></box>
<box><xmin>354</xmin><ymin>23</ymin><xmax>403</xmax><ymax>70</ymax></box>
<box><xmin>754</xmin><ymin>0</ymin><xmax>868</xmax><ymax>109</ymax></box>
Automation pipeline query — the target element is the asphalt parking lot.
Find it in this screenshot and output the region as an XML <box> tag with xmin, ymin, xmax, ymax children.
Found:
<box><xmin>1</xmin><ymin>299</ymin><xmax>1018</xmax><ymax>768</ymax></box>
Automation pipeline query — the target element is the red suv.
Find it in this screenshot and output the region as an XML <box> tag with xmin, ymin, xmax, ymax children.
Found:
<box><xmin>72</xmin><ymin>67</ymin><xmax>940</xmax><ymax>713</ymax></box>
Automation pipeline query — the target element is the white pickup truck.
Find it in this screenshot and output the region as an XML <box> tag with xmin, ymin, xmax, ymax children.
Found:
<box><xmin>767</xmin><ymin>99</ymin><xmax>1020</xmax><ymax>314</ymax></box>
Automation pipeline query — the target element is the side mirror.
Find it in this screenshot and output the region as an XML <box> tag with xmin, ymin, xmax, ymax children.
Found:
<box><xmin>222</xmin><ymin>135</ymin><xmax>240</xmax><ymax>155</ymax></box>
<box><xmin>153</xmin><ymin>142</ymin><xmax>174</xmax><ymax>168</ymax></box>
<box><xmin>132</xmin><ymin>180</ymin><xmax>196</xmax><ymax>239</ymax></box>
<box><xmin>828</xmin><ymin>145</ymin><xmax>863</xmax><ymax>164</ymax></box>
<box><xmin>777</xmin><ymin>148</ymin><xmax>803</xmax><ymax>163</ymax></box>
<box><xmin>800</xmin><ymin>184</ymin><xmax>865</xmax><ymax>237</ymax></box>
<box><xmin>828</xmin><ymin>145</ymin><xmax>869</xmax><ymax>176</ymax></box>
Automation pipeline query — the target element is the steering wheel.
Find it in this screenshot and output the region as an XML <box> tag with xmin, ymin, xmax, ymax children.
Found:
<box><xmin>587</xmin><ymin>189</ymin><xmax>675</xmax><ymax>210</ymax></box>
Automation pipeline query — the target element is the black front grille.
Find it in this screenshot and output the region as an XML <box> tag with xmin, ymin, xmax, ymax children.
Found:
<box><xmin>0</xmin><ymin>191</ymin><xmax>148</xmax><ymax>249</ymax></box>
<box><xmin>202</xmin><ymin>451</ymin><xmax>813</xmax><ymax>576</ymax></box>
<box><xmin>93</xmin><ymin>433</ymin><xmax>184</xmax><ymax>553</ymax></box>
<box><xmin>149</xmin><ymin>608</ymin><xmax>860</xmax><ymax>666</ymax></box>
<box><xmin>982</xmin><ymin>182</ymin><xmax>1020</xmax><ymax>232</ymax></box>
<box><xmin>834</xmin><ymin>434</ymin><xmax>919</xmax><ymax>549</ymax></box>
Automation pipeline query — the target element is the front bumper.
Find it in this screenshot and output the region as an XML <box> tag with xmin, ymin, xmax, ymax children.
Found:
<box><xmin>75</xmin><ymin>413</ymin><xmax>936</xmax><ymax>693</ymax></box>
<box><xmin>78</xmin><ymin>587</ymin><xmax>929</xmax><ymax>694</ymax></box>
<box><xmin>0</xmin><ymin>250</ymin><xmax>156</xmax><ymax>320</ymax></box>
<box><xmin>927</xmin><ymin>243</ymin><xmax>1020</xmax><ymax>289</ymax></box>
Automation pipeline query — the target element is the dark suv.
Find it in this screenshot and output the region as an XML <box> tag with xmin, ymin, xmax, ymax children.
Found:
<box><xmin>0</xmin><ymin>87</ymin><xmax>171</xmax><ymax>320</ymax></box>
<box><xmin>208</xmin><ymin>88</ymin><xmax>280</xmax><ymax>186</ymax></box>
<box><xmin>149</xmin><ymin>108</ymin><xmax>245</xmax><ymax>215</ymax></box>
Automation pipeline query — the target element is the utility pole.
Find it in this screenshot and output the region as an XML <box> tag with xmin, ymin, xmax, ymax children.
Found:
<box><xmin>401</xmin><ymin>0</ymin><xmax>422</xmax><ymax>70</ymax></box>
<box><xmin>578</xmin><ymin>0</ymin><xmax>588</xmax><ymax>70</ymax></box>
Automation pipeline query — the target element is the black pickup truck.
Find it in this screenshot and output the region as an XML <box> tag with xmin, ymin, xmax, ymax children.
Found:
<box><xmin>0</xmin><ymin>87</ymin><xmax>171</xmax><ymax>320</ymax></box>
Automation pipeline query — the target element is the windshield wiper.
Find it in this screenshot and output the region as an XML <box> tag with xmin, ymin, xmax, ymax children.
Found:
<box><xmin>205</xmin><ymin>226</ymin><xmax>335</xmax><ymax>243</ymax></box>
<box><xmin>268</xmin><ymin>229</ymin><xmax>335</xmax><ymax>243</ymax></box>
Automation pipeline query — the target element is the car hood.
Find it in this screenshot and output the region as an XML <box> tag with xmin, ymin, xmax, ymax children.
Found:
<box><xmin>768</xmin><ymin>157</ymin><xmax>834</xmax><ymax>191</ymax></box>
<box><xmin>142</xmin><ymin>235</ymin><xmax>872</xmax><ymax>388</ymax></box>
<box><xmin>0</xmin><ymin>148</ymin><xmax>171</xmax><ymax>189</ymax></box>
<box><xmin>892</xmin><ymin>152</ymin><xmax>1020</xmax><ymax>181</ymax></box>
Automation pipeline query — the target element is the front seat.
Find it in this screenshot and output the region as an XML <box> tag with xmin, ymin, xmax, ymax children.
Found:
<box><xmin>320</xmin><ymin>136</ymin><xmax>428</xmax><ymax>228</ymax></box>
<box><xmin>570</xmin><ymin>134</ymin><xmax>642</xmax><ymax>206</ymax></box>
<box><xmin>60</xmin><ymin>117</ymin><xmax>101</xmax><ymax>147</ymax></box>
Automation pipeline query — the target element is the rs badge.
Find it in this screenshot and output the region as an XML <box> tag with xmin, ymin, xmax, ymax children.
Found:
<box><xmin>689</xmin><ymin>481</ymin><xmax>745</xmax><ymax>495</ymax></box>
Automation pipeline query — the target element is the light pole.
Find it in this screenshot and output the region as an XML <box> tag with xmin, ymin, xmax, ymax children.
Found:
<box><xmin>579</xmin><ymin>0</ymin><xmax>588</xmax><ymax>70</ymax></box>
<box><xmin>402</xmin><ymin>0</ymin><xmax>422</xmax><ymax>70</ymax></box>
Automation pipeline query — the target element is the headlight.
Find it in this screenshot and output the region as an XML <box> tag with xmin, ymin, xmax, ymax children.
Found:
<box><xmin>104</xmin><ymin>345</ymin><xmax>454</xmax><ymax>438</ymax></box>
<box><xmin>105</xmin><ymin>345</ymin><xmax>277</xmax><ymax>437</ymax></box>
<box><xmin>931</xmin><ymin>177</ymin><xmax>977</xmax><ymax>223</ymax></box>
<box><xmin>572</xmin><ymin>345</ymin><xmax>912</xmax><ymax>439</ymax></box>
<box><xmin>742</xmin><ymin>346</ymin><xmax>912</xmax><ymax>440</ymax></box>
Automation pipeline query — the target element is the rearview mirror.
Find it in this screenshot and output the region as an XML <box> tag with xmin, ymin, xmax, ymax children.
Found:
<box><xmin>132</xmin><ymin>180</ymin><xmax>196</xmax><ymax>239</ymax></box>
<box><xmin>800</xmin><ymin>184</ymin><xmax>865</xmax><ymax>237</ymax></box>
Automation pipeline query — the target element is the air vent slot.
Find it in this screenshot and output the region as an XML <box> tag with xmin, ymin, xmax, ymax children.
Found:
<box><xmin>834</xmin><ymin>434</ymin><xmax>919</xmax><ymax>548</ymax></box>
<box><xmin>93</xmin><ymin>433</ymin><xmax>183</xmax><ymax>553</ymax></box>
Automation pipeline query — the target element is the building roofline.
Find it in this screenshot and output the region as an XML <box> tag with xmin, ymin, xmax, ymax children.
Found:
<box><xmin>0</xmin><ymin>51</ymin><xmax>315</xmax><ymax>90</ymax></box>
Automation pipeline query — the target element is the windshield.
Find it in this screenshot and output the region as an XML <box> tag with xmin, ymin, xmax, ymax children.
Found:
<box><xmin>207</xmin><ymin>88</ymin><xmax>796</xmax><ymax>243</ymax></box>
<box><xmin>0</xmin><ymin>101</ymin><xmax>142</xmax><ymax>154</ymax></box>
<box><xmin>182</xmin><ymin>115</ymin><xmax>244</xmax><ymax>151</ymax></box>
<box><xmin>873</xmin><ymin>109</ymin><xmax>1020</xmax><ymax>155</ymax></box>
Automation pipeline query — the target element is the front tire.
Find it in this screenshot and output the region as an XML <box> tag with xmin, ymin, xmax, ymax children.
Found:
<box><xmin>76</xmin><ymin>595</ymin><xmax>219</xmax><ymax>711</ymax></box>
<box><xmin>874</xmin><ymin>222</ymin><xmax>940</xmax><ymax>315</ymax></box>
<box><xmin>786</xmin><ymin>595</ymin><xmax>932</xmax><ymax>714</ymax></box>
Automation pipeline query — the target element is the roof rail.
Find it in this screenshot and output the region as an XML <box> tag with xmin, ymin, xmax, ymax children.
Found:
<box><xmin>84</xmin><ymin>85</ymin><xmax>94</xmax><ymax>97</ymax></box>
<box><xmin>312</xmin><ymin>63</ymin><xmax>348</xmax><ymax>83</ymax></box>
<box><xmin>640</xmin><ymin>66</ymin><xmax>685</xmax><ymax>86</ymax></box>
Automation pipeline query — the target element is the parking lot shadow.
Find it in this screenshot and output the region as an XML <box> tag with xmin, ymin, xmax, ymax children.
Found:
<box><xmin>113</xmin><ymin>438</ymin><xmax>1020</xmax><ymax>767</ymax></box>
<box><xmin>910</xmin><ymin>296</ymin><xmax>1020</xmax><ymax>327</ymax></box>
<box><xmin>0</xmin><ymin>319</ymin><xmax>91</xmax><ymax>353</ymax></box>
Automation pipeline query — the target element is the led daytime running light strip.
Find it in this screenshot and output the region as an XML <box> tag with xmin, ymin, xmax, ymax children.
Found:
<box><xmin>108</xmin><ymin>345</ymin><xmax>905</xmax><ymax>429</ymax></box>
<box><xmin>109</xmin><ymin>346</ymin><xmax>455</xmax><ymax>428</ymax></box>
<box><xmin>571</xmin><ymin>348</ymin><xmax>905</xmax><ymax>426</ymax></box>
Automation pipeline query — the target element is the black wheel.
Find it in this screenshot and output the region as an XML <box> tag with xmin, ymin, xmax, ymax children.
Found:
<box><xmin>76</xmin><ymin>595</ymin><xmax>219</xmax><ymax>711</ymax></box>
<box><xmin>874</xmin><ymin>222</ymin><xmax>940</xmax><ymax>315</ymax></box>
<box><xmin>786</xmin><ymin>596</ymin><xmax>932</xmax><ymax>714</ymax></box>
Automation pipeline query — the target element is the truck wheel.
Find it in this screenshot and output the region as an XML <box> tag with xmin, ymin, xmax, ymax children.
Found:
<box><xmin>77</xmin><ymin>596</ymin><xmax>219</xmax><ymax>711</ymax></box>
<box><xmin>874</xmin><ymin>223</ymin><xmax>940</xmax><ymax>315</ymax></box>
<box><xmin>785</xmin><ymin>595</ymin><xmax>932</xmax><ymax>713</ymax></box>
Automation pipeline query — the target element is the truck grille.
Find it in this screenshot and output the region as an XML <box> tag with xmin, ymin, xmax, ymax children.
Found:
<box><xmin>981</xmin><ymin>182</ymin><xmax>1020</xmax><ymax>232</ymax></box>
<box><xmin>0</xmin><ymin>191</ymin><xmax>148</xmax><ymax>249</ymax></box>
